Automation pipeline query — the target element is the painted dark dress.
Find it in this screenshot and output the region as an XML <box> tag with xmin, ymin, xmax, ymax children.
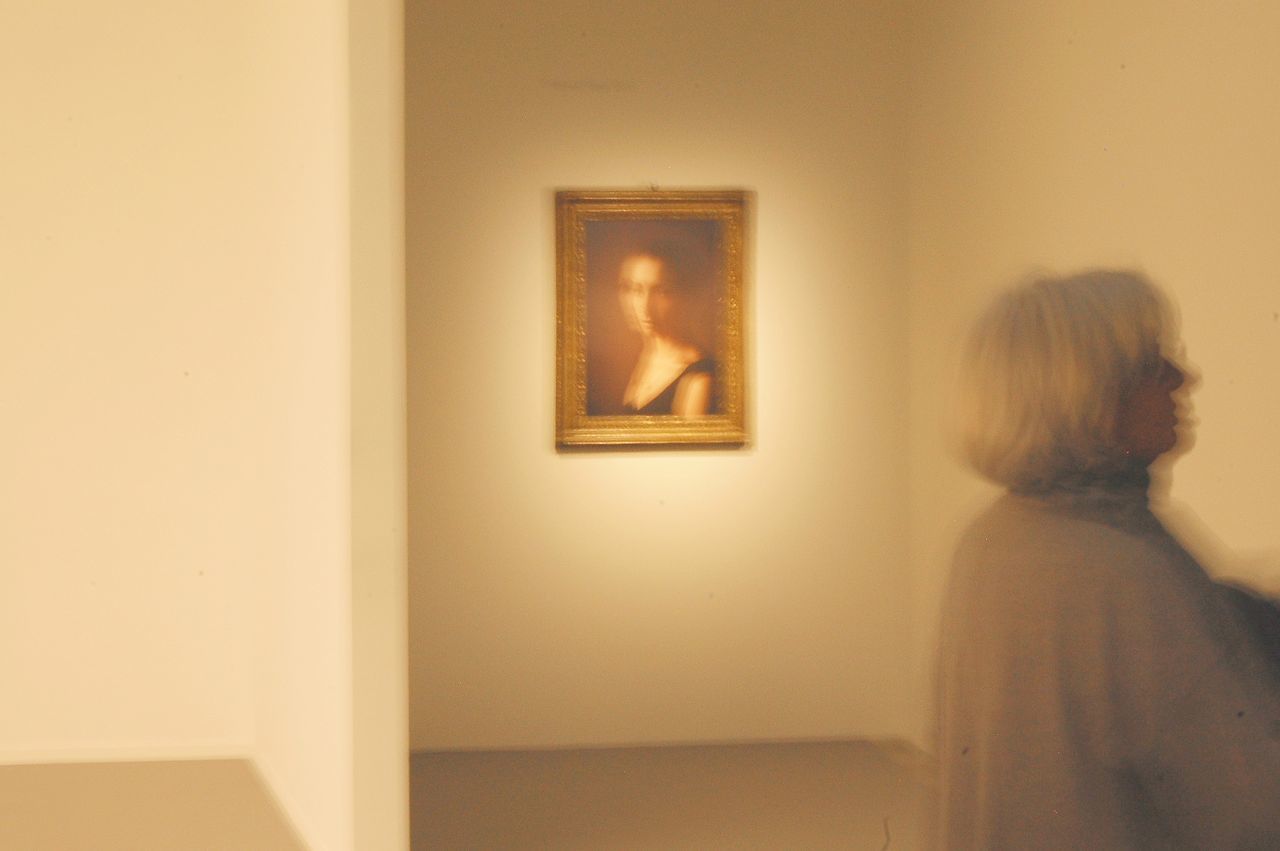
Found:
<box><xmin>623</xmin><ymin>358</ymin><xmax>716</xmax><ymax>415</ymax></box>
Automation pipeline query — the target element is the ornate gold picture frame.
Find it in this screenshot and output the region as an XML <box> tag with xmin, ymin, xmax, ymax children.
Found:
<box><xmin>556</xmin><ymin>189</ymin><xmax>749</xmax><ymax>448</ymax></box>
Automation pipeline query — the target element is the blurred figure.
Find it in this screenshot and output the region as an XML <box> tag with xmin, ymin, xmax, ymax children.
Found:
<box><xmin>616</xmin><ymin>244</ymin><xmax>714</xmax><ymax>416</ymax></box>
<box><xmin>933</xmin><ymin>270</ymin><xmax>1280</xmax><ymax>849</ymax></box>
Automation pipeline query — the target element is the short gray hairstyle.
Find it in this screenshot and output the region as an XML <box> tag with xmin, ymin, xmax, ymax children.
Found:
<box><xmin>955</xmin><ymin>269</ymin><xmax>1177</xmax><ymax>491</ymax></box>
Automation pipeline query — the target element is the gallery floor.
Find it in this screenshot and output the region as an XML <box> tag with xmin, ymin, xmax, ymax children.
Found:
<box><xmin>411</xmin><ymin>739</ymin><xmax>932</xmax><ymax>850</ymax></box>
<box><xmin>0</xmin><ymin>759</ymin><xmax>304</xmax><ymax>850</ymax></box>
<box><xmin>0</xmin><ymin>739</ymin><xmax>929</xmax><ymax>849</ymax></box>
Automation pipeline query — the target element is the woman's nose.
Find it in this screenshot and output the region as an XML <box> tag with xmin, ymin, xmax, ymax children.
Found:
<box><xmin>1162</xmin><ymin>358</ymin><xmax>1193</xmax><ymax>390</ymax></box>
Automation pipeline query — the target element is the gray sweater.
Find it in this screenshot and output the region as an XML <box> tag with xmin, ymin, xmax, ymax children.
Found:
<box><xmin>934</xmin><ymin>482</ymin><xmax>1280</xmax><ymax>849</ymax></box>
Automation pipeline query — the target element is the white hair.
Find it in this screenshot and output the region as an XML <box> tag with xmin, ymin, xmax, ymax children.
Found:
<box><xmin>955</xmin><ymin>269</ymin><xmax>1177</xmax><ymax>491</ymax></box>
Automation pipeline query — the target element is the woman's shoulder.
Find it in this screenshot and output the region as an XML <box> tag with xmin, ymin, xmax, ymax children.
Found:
<box><xmin>681</xmin><ymin>355</ymin><xmax>715</xmax><ymax>375</ymax></box>
<box><xmin>947</xmin><ymin>492</ymin><xmax>1242</xmax><ymax>676</ymax></box>
<box><xmin>957</xmin><ymin>491</ymin><xmax>1154</xmax><ymax>558</ymax></box>
<box><xmin>953</xmin><ymin>490</ymin><xmax>1207</xmax><ymax>598</ymax></box>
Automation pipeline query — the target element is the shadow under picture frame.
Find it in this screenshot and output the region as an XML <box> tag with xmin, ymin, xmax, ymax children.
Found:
<box><xmin>556</xmin><ymin>189</ymin><xmax>750</xmax><ymax>448</ymax></box>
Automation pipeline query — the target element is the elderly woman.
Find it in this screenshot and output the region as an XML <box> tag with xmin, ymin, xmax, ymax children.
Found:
<box><xmin>934</xmin><ymin>270</ymin><xmax>1280</xmax><ymax>849</ymax></box>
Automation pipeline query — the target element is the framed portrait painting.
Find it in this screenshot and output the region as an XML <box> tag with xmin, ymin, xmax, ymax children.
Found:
<box><xmin>555</xmin><ymin>189</ymin><xmax>749</xmax><ymax>448</ymax></box>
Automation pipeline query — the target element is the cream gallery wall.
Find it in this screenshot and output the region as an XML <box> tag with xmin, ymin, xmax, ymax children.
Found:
<box><xmin>407</xmin><ymin>0</ymin><xmax>917</xmax><ymax>749</ymax></box>
<box><xmin>409</xmin><ymin>0</ymin><xmax>1280</xmax><ymax>754</ymax></box>
<box><xmin>5</xmin><ymin>2</ymin><xmax>406</xmax><ymax>850</ymax></box>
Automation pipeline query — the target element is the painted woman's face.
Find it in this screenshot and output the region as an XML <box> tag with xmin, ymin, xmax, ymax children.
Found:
<box><xmin>1115</xmin><ymin>357</ymin><xmax>1188</xmax><ymax>464</ymax></box>
<box><xmin>617</xmin><ymin>254</ymin><xmax>674</xmax><ymax>338</ymax></box>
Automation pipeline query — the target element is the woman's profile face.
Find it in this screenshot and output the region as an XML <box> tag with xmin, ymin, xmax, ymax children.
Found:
<box><xmin>617</xmin><ymin>253</ymin><xmax>675</xmax><ymax>338</ymax></box>
<box><xmin>1115</xmin><ymin>357</ymin><xmax>1188</xmax><ymax>464</ymax></box>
